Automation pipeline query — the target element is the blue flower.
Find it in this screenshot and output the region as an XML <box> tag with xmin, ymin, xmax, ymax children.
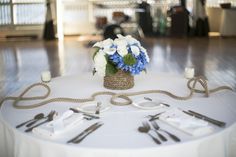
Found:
<box><xmin>109</xmin><ymin>49</ymin><xmax>149</xmax><ymax>75</ymax></box>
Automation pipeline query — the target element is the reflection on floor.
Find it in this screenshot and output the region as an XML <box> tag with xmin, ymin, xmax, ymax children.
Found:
<box><xmin>0</xmin><ymin>37</ymin><xmax>236</xmax><ymax>99</ymax></box>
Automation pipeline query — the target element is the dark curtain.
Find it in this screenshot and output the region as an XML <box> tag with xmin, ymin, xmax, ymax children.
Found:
<box><xmin>137</xmin><ymin>1</ymin><xmax>153</xmax><ymax>36</ymax></box>
<box><xmin>43</xmin><ymin>0</ymin><xmax>56</xmax><ymax>40</ymax></box>
<box><xmin>195</xmin><ymin>18</ymin><xmax>209</xmax><ymax>36</ymax></box>
<box><xmin>180</xmin><ymin>0</ymin><xmax>186</xmax><ymax>7</ymax></box>
<box><xmin>194</xmin><ymin>0</ymin><xmax>209</xmax><ymax>37</ymax></box>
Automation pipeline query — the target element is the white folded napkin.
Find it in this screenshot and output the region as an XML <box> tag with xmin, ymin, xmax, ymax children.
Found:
<box><xmin>32</xmin><ymin>110</ymin><xmax>84</xmax><ymax>138</ymax></box>
<box><xmin>159</xmin><ymin>108</ymin><xmax>214</xmax><ymax>136</ymax></box>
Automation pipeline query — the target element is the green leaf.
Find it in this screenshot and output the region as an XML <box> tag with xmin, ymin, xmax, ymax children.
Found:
<box><xmin>92</xmin><ymin>48</ymin><xmax>100</xmax><ymax>60</ymax></box>
<box><xmin>105</xmin><ymin>61</ymin><xmax>118</xmax><ymax>76</ymax></box>
<box><xmin>123</xmin><ymin>54</ymin><xmax>136</xmax><ymax>66</ymax></box>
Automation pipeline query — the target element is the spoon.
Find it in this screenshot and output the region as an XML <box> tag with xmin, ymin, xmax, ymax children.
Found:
<box><xmin>16</xmin><ymin>113</ymin><xmax>44</xmax><ymax>128</ymax></box>
<box><xmin>26</xmin><ymin>114</ymin><xmax>47</xmax><ymax>127</ymax></box>
<box><xmin>138</xmin><ymin>126</ymin><xmax>161</xmax><ymax>144</ymax></box>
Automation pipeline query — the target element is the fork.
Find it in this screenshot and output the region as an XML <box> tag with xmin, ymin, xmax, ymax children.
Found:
<box><xmin>143</xmin><ymin>121</ymin><xmax>167</xmax><ymax>142</ymax></box>
<box><xmin>138</xmin><ymin>122</ymin><xmax>161</xmax><ymax>144</ymax></box>
<box><xmin>151</xmin><ymin>121</ymin><xmax>181</xmax><ymax>142</ymax></box>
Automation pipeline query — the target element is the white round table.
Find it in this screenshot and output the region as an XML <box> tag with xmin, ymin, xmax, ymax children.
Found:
<box><xmin>1</xmin><ymin>73</ymin><xmax>236</xmax><ymax>157</ymax></box>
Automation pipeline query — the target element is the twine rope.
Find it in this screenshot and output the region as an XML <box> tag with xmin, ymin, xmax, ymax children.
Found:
<box><xmin>0</xmin><ymin>76</ymin><xmax>233</xmax><ymax>109</ymax></box>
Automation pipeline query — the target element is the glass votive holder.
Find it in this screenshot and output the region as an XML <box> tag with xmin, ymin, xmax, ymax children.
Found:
<box><xmin>41</xmin><ymin>71</ymin><xmax>51</xmax><ymax>83</ymax></box>
<box><xmin>184</xmin><ymin>67</ymin><xmax>195</xmax><ymax>79</ymax></box>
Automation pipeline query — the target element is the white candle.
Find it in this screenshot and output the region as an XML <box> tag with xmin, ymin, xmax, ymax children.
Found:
<box><xmin>41</xmin><ymin>71</ymin><xmax>51</xmax><ymax>83</ymax></box>
<box><xmin>184</xmin><ymin>67</ymin><xmax>195</xmax><ymax>79</ymax></box>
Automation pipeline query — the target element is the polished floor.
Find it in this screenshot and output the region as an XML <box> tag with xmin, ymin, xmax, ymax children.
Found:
<box><xmin>0</xmin><ymin>37</ymin><xmax>236</xmax><ymax>100</ymax></box>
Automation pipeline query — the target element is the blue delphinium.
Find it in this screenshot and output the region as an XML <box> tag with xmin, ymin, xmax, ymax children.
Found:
<box><xmin>109</xmin><ymin>48</ymin><xmax>149</xmax><ymax>75</ymax></box>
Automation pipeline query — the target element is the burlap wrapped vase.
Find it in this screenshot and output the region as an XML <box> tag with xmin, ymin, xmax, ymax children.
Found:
<box><xmin>104</xmin><ymin>70</ymin><xmax>134</xmax><ymax>90</ymax></box>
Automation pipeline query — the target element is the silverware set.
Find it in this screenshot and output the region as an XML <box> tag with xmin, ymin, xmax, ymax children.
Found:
<box><xmin>67</xmin><ymin>122</ymin><xmax>103</xmax><ymax>144</ymax></box>
<box><xmin>138</xmin><ymin>121</ymin><xmax>181</xmax><ymax>144</ymax></box>
<box><xmin>16</xmin><ymin>113</ymin><xmax>44</xmax><ymax>128</ymax></box>
<box><xmin>147</xmin><ymin>102</ymin><xmax>226</xmax><ymax>127</ymax></box>
<box><xmin>25</xmin><ymin>111</ymin><xmax>56</xmax><ymax>132</ymax></box>
<box><xmin>16</xmin><ymin>110</ymin><xmax>103</xmax><ymax>144</ymax></box>
<box><xmin>16</xmin><ymin>111</ymin><xmax>57</xmax><ymax>132</ymax></box>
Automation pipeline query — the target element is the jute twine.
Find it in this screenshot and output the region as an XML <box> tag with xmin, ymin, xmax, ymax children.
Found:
<box><xmin>104</xmin><ymin>70</ymin><xmax>134</xmax><ymax>90</ymax></box>
<box><xmin>0</xmin><ymin>76</ymin><xmax>233</xmax><ymax>109</ymax></box>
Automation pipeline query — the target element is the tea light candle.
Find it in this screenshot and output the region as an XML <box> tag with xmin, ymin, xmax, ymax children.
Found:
<box><xmin>184</xmin><ymin>67</ymin><xmax>195</xmax><ymax>79</ymax></box>
<box><xmin>41</xmin><ymin>71</ymin><xmax>51</xmax><ymax>83</ymax></box>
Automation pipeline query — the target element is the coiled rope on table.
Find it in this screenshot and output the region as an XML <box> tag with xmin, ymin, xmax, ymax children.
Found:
<box><xmin>0</xmin><ymin>76</ymin><xmax>233</xmax><ymax>109</ymax></box>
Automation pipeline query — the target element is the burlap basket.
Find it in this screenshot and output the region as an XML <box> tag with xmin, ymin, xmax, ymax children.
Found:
<box><xmin>104</xmin><ymin>70</ymin><xmax>134</xmax><ymax>90</ymax></box>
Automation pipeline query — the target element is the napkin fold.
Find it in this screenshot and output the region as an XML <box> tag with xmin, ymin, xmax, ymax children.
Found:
<box><xmin>33</xmin><ymin>110</ymin><xmax>84</xmax><ymax>138</ymax></box>
<box><xmin>158</xmin><ymin>108</ymin><xmax>214</xmax><ymax>136</ymax></box>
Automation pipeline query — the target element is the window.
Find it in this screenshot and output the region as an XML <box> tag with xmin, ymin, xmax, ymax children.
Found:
<box><xmin>0</xmin><ymin>0</ymin><xmax>46</xmax><ymax>26</ymax></box>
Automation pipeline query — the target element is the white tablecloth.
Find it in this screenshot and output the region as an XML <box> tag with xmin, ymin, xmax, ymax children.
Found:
<box><xmin>1</xmin><ymin>73</ymin><xmax>236</xmax><ymax>157</ymax></box>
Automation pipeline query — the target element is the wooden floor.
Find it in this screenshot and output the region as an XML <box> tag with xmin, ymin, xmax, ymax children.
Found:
<box><xmin>0</xmin><ymin>37</ymin><xmax>236</xmax><ymax>99</ymax></box>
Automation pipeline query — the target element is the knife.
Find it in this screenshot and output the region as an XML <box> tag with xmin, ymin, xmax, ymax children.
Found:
<box><xmin>188</xmin><ymin>110</ymin><xmax>226</xmax><ymax>127</ymax></box>
<box><xmin>183</xmin><ymin>110</ymin><xmax>226</xmax><ymax>127</ymax></box>
<box><xmin>67</xmin><ymin>122</ymin><xmax>100</xmax><ymax>143</ymax></box>
<box><xmin>72</xmin><ymin>123</ymin><xmax>103</xmax><ymax>144</ymax></box>
<box><xmin>148</xmin><ymin>111</ymin><xmax>166</xmax><ymax>121</ymax></box>
<box><xmin>69</xmin><ymin>108</ymin><xmax>100</xmax><ymax>119</ymax></box>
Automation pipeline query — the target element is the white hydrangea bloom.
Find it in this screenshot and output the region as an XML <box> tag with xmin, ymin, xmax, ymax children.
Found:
<box><xmin>93</xmin><ymin>41</ymin><xmax>103</xmax><ymax>48</ymax></box>
<box><xmin>114</xmin><ymin>38</ymin><xmax>127</xmax><ymax>47</ymax></box>
<box><xmin>125</xmin><ymin>35</ymin><xmax>141</xmax><ymax>46</ymax></box>
<box><xmin>114</xmin><ymin>38</ymin><xmax>128</xmax><ymax>57</ymax></box>
<box><xmin>130</xmin><ymin>45</ymin><xmax>140</xmax><ymax>56</ymax></box>
<box><xmin>116</xmin><ymin>34</ymin><xmax>140</xmax><ymax>46</ymax></box>
<box><xmin>116</xmin><ymin>34</ymin><xmax>125</xmax><ymax>39</ymax></box>
<box><xmin>94</xmin><ymin>51</ymin><xmax>107</xmax><ymax>77</ymax></box>
<box><xmin>117</xmin><ymin>46</ymin><xmax>128</xmax><ymax>57</ymax></box>
<box><xmin>105</xmin><ymin>47</ymin><xmax>116</xmax><ymax>55</ymax></box>
<box><xmin>96</xmin><ymin>66</ymin><xmax>106</xmax><ymax>77</ymax></box>
<box><xmin>93</xmin><ymin>38</ymin><xmax>113</xmax><ymax>49</ymax></box>
<box><xmin>93</xmin><ymin>38</ymin><xmax>116</xmax><ymax>55</ymax></box>
<box><xmin>140</xmin><ymin>46</ymin><xmax>147</xmax><ymax>53</ymax></box>
<box><xmin>102</xmin><ymin>38</ymin><xmax>113</xmax><ymax>50</ymax></box>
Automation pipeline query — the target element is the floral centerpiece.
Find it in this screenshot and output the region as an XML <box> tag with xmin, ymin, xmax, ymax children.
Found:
<box><xmin>93</xmin><ymin>34</ymin><xmax>149</xmax><ymax>90</ymax></box>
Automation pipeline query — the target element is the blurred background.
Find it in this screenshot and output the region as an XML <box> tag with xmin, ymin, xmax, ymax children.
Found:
<box><xmin>0</xmin><ymin>0</ymin><xmax>236</xmax><ymax>39</ymax></box>
<box><xmin>0</xmin><ymin>0</ymin><xmax>236</xmax><ymax>98</ymax></box>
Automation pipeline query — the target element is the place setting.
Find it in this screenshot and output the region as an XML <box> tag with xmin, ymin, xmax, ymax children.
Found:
<box><xmin>130</xmin><ymin>94</ymin><xmax>227</xmax><ymax>145</ymax></box>
<box><xmin>14</xmin><ymin>101</ymin><xmax>108</xmax><ymax>143</ymax></box>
